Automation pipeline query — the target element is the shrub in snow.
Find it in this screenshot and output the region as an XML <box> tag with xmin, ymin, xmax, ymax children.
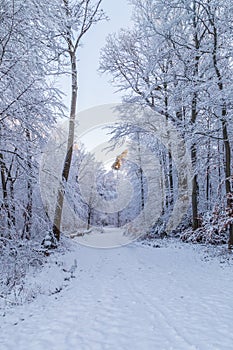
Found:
<box><xmin>180</xmin><ymin>206</ymin><xmax>232</xmax><ymax>245</ymax></box>
<box><xmin>147</xmin><ymin>217</ymin><xmax>168</xmax><ymax>239</ymax></box>
<box><xmin>0</xmin><ymin>237</ymin><xmax>45</xmax><ymax>306</ymax></box>
<box><xmin>42</xmin><ymin>231</ymin><xmax>57</xmax><ymax>249</ymax></box>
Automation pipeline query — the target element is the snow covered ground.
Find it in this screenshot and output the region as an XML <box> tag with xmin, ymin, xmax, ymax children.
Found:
<box><xmin>73</xmin><ymin>227</ymin><xmax>133</xmax><ymax>248</ymax></box>
<box><xmin>0</xmin><ymin>236</ymin><xmax>233</xmax><ymax>350</ymax></box>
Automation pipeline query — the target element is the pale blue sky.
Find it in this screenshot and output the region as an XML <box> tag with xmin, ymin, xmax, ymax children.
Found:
<box><xmin>61</xmin><ymin>0</ymin><xmax>133</xmax><ymax>112</ymax></box>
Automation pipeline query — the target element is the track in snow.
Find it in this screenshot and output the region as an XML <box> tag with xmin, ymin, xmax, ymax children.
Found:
<box><xmin>0</xmin><ymin>238</ymin><xmax>233</xmax><ymax>350</ymax></box>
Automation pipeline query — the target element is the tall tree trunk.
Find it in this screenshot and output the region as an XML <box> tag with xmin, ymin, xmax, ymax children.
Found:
<box><xmin>211</xmin><ymin>23</ymin><xmax>233</xmax><ymax>248</ymax></box>
<box><xmin>190</xmin><ymin>91</ymin><xmax>199</xmax><ymax>230</ymax></box>
<box><xmin>164</xmin><ymin>80</ymin><xmax>174</xmax><ymax>209</ymax></box>
<box><xmin>190</xmin><ymin>1</ymin><xmax>200</xmax><ymax>230</ymax></box>
<box><xmin>191</xmin><ymin>142</ymin><xmax>199</xmax><ymax>230</ymax></box>
<box><xmin>53</xmin><ymin>51</ymin><xmax>78</xmax><ymax>241</ymax></box>
<box><xmin>206</xmin><ymin>136</ymin><xmax>211</xmax><ymax>210</ymax></box>
<box><xmin>136</xmin><ymin>132</ymin><xmax>145</xmax><ymax>212</ymax></box>
<box><xmin>222</xmin><ymin>118</ymin><xmax>233</xmax><ymax>248</ymax></box>
<box><xmin>22</xmin><ymin>129</ymin><xmax>33</xmax><ymax>240</ymax></box>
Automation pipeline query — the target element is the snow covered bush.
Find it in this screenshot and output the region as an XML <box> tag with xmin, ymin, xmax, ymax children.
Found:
<box><xmin>0</xmin><ymin>236</ymin><xmax>46</xmax><ymax>305</ymax></box>
<box><xmin>180</xmin><ymin>206</ymin><xmax>232</xmax><ymax>245</ymax></box>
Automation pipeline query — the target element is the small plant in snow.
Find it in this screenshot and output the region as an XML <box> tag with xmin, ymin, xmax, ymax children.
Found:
<box><xmin>42</xmin><ymin>231</ymin><xmax>58</xmax><ymax>249</ymax></box>
<box><xmin>181</xmin><ymin>205</ymin><xmax>231</xmax><ymax>245</ymax></box>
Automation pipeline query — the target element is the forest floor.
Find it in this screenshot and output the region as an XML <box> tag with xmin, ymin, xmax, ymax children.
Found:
<box><xmin>0</xmin><ymin>233</ymin><xmax>233</xmax><ymax>350</ymax></box>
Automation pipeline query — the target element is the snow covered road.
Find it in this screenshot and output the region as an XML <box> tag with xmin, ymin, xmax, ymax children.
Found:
<box><xmin>1</xmin><ymin>240</ymin><xmax>233</xmax><ymax>350</ymax></box>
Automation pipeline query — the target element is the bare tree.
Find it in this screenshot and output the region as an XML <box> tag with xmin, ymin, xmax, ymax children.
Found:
<box><xmin>52</xmin><ymin>0</ymin><xmax>105</xmax><ymax>242</ymax></box>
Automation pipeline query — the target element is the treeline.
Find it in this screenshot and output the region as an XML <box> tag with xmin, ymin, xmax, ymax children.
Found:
<box><xmin>0</xmin><ymin>0</ymin><xmax>105</xmax><ymax>241</ymax></box>
<box><xmin>0</xmin><ymin>0</ymin><xmax>104</xmax><ymax>300</ymax></box>
<box><xmin>100</xmin><ymin>0</ymin><xmax>233</xmax><ymax>246</ymax></box>
<box><xmin>0</xmin><ymin>0</ymin><xmax>64</xmax><ymax>240</ymax></box>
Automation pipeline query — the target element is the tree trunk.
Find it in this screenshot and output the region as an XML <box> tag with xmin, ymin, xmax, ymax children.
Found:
<box><xmin>0</xmin><ymin>153</ymin><xmax>11</xmax><ymax>233</ymax></box>
<box><xmin>222</xmin><ymin>119</ymin><xmax>233</xmax><ymax>248</ymax></box>
<box><xmin>206</xmin><ymin>139</ymin><xmax>211</xmax><ymax>210</ymax></box>
<box><xmin>87</xmin><ymin>207</ymin><xmax>92</xmax><ymax>230</ymax></box>
<box><xmin>0</xmin><ymin>152</ymin><xmax>16</xmax><ymax>234</ymax></box>
<box><xmin>164</xmin><ymin>81</ymin><xmax>174</xmax><ymax>209</ymax></box>
<box><xmin>191</xmin><ymin>92</ymin><xmax>200</xmax><ymax>230</ymax></box>
<box><xmin>22</xmin><ymin>129</ymin><xmax>33</xmax><ymax>240</ymax></box>
<box><xmin>53</xmin><ymin>51</ymin><xmax>78</xmax><ymax>241</ymax></box>
<box><xmin>190</xmin><ymin>2</ymin><xmax>200</xmax><ymax>230</ymax></box>
<box><xmin>136</xmin><ymin>132</ymin><xmax>145</xmax><ymax>212</ymax></box>
<box><xmin>191</xmin><ymin>144</ymin><xmax>199</xmax><ymax>230</ymax></box>
<box><xmin>211</xmin><ymin>22</ymin><xmax>232</xmax><ymax>248</ymax></box>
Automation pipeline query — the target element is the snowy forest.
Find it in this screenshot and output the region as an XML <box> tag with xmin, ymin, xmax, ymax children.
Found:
<box><xmin>99</xmin><ymin>0</ymin><xmax>233</xmax><ymax>246</ymax></box>
<box><xmin>0</xmin><ymin>1</ymin><xmax>233</xmax><ymax>348</ymax></box>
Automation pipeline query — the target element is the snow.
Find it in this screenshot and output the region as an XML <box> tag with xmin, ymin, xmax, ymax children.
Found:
<box><xmin>1</xmin><ymin>235</ymin><xmax>233</xmax><ymax>350</ymax></box>
<box><xmin>73</xmin><ymin>227</ymin><xmax>133</xmax><ymax>248</ymax></box>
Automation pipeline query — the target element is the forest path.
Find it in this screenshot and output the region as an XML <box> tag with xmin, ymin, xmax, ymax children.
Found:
<box><xmin>1</xmin><ymin>238</ymin><xmax>233</xmax><ymax>350</ymax></box>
